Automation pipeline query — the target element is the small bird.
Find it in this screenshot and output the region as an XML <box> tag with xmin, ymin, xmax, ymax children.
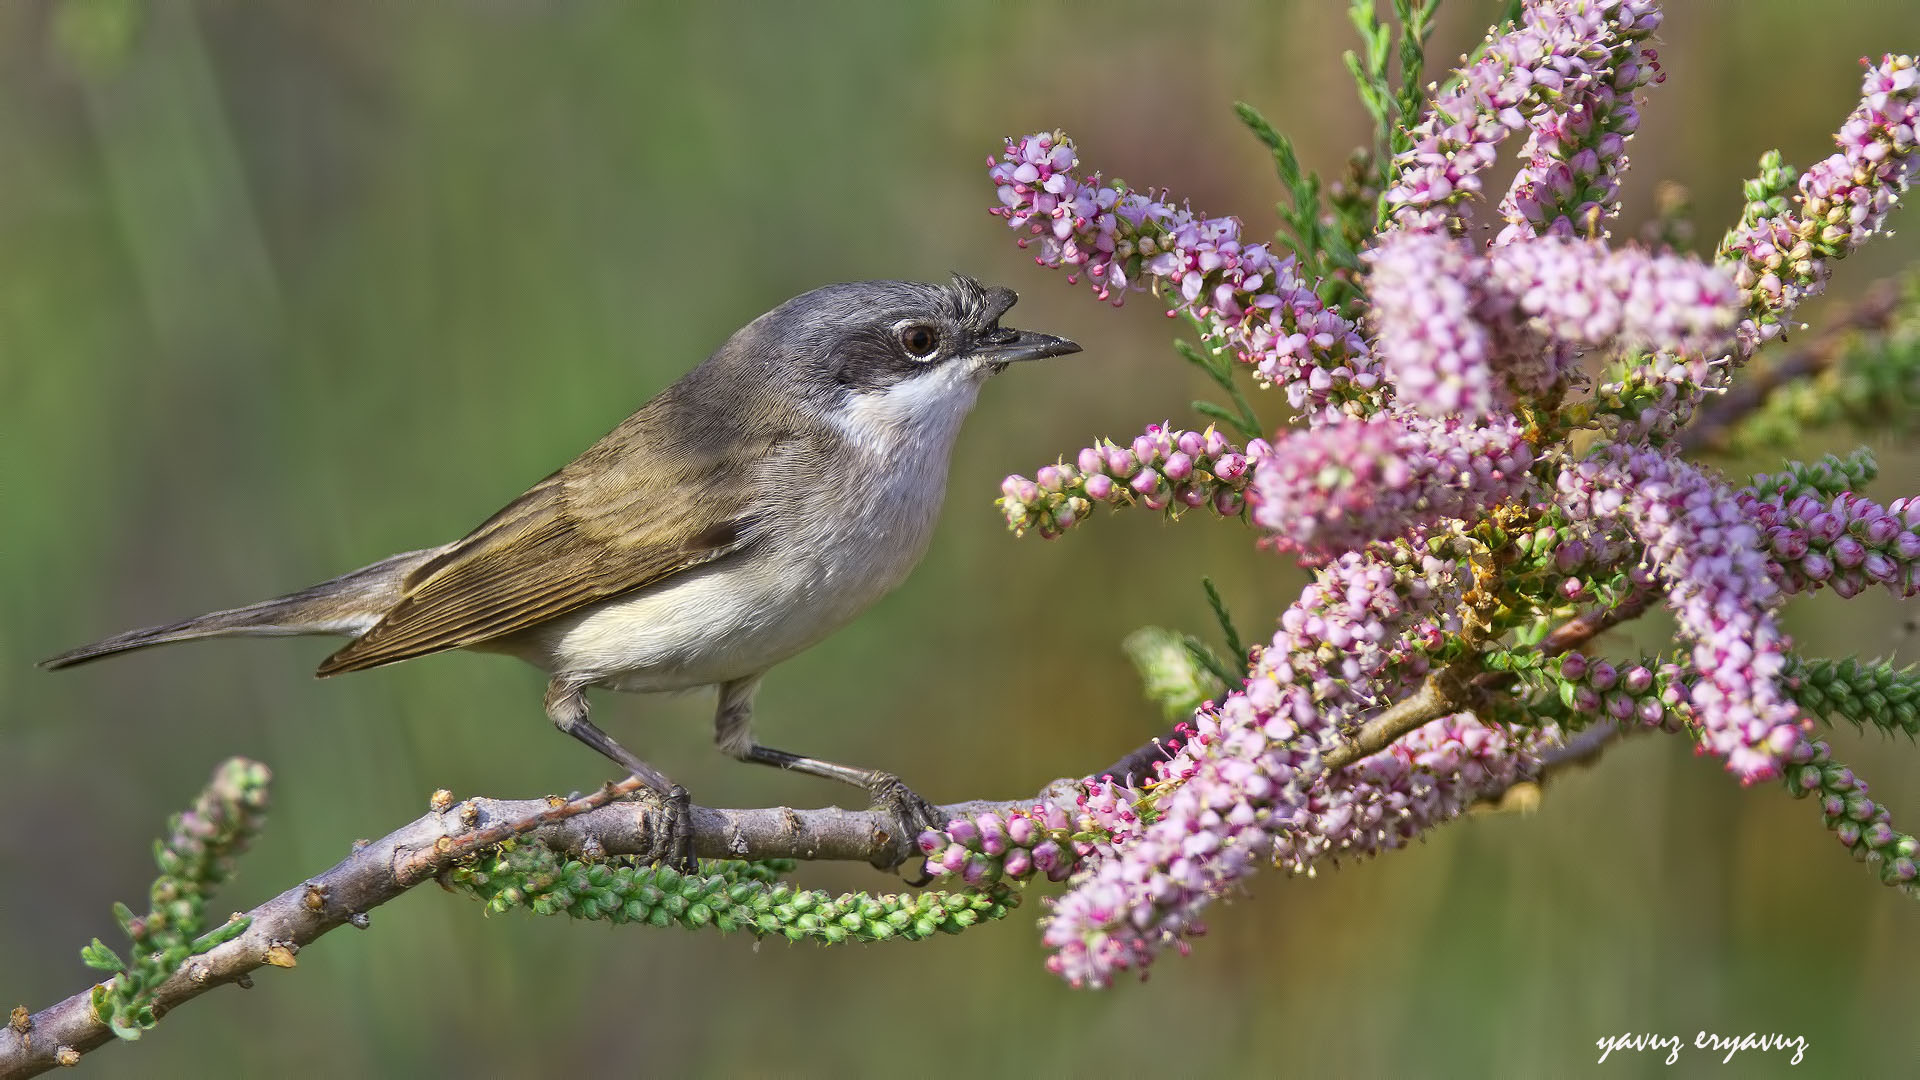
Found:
<box><xmin>44</xmin><ymin>275</ymin><xmax>1080</xmax><ymax>868</ymax></box>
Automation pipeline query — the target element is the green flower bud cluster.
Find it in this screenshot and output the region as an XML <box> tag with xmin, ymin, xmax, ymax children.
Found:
<box><xmin>1782</xmin><ymin>739</ymin><xmax>1918</xmax><ymax>892</ymax></box>
<box><xmin>1497</xmin><ymin>512</ymin><xmax>1646</xmax><ymax>631</ymax></box>
<box><xmin>446</xmin><ymin>842</ymin><xmax>1021</xmax><ymax>944</ymax></box>
<box><xmin>1746</xmin><ymin>448</ymin><xmax>1878</xmax><ymax>504</ymax></box>
<box><xmin>1788</xmin><ymin>656</ymin><xmax>1920</xmax><ymax>739</ymax></box>
<box><xmin>83</xmin><ymin>758</ymin><xmax>272</xmax><ymax>1041</ymax></box>
<box><xmin>1589</xmin><ymin>351</ymin><xmax>1706</xmax><ymax>438</ymax></box>
<box><xmin>1718</xmin><ymin>149</ymin><xmax>1799</xmax><ymax>255</ymax></box>
<box><xmin>1482</xmin><ymin>650</ymin><xmax>1689</xmax><ymax>734</ymax></box>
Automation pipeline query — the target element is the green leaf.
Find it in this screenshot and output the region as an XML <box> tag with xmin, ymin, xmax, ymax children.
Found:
<box><xmin>1123</xmin><ymin>626</ymin><xmax>1228</xmax><ymax>721</ymax></box>
<box><xmin>1389</xmin><ymin>0</ymin><xmax>1442</xmax><ymax>158</ymax></box>
<box><xmin>1174</xmin><ymin>337</ymin><xmax>1232</xmax><ymax>389</ymax></box>
<box><xmin>1234</xmin><ymin>100</ymin><xmax>1336</xmax><ymax>276</ymax></box>
<box><xmin>187</xmin><ymin>913</ymin><xmax>252</xmax><ymax>954</ymax></box>
<box><xmin>81</xmin><ymin>937</ymin><xmax>127</xmax><ymax>973</ymax></box>
<box><xmin>1182</xmin><ymin>634</ymin><xmax>1243</xmax><ymax>690</ymax></box>
<box><xmin>1190</xmin><ymin>400</ymin><xmax>1260</xmax><ymax>439</ymax></box>
<box><xmin>1202</xmin><ymin>577</ymin><xmax>1246</xmax><ymax>661</ymax></box>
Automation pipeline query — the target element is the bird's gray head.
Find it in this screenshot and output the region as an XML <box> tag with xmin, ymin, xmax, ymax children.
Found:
<box><xmin>713</xmin><ymin>276</ymin><xmax>1080</xmax><ymax>441</ymax></box>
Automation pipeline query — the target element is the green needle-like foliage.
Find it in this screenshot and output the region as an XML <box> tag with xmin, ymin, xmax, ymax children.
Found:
<box><xmin>1789</xmin><ymin>656</ymin><xmax>1920</xmax><ymax>740</ymax></box>
<box><xmin>84</xmin><ymin>758</ymin><xmax>271</xmax><ymax>1041</ymax></box>
<box><xmin>446</xmin><ymin>843</ymin><xmax>1022</xmax><ymax>945</ymax></box>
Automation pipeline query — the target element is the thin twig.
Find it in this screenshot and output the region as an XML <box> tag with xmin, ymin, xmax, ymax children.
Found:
<box><xmin>1330</xmin><ymin>660</ymin><xmax>1482</xmax><ymax>769</ymax></box>
<box><xmin>1535</xmin><ymin>720</ymin><xmax>1628</xmax><ymax>774</ymax></box>
<box><xmin>1679</xmin><ymin>278</ymin><xmax>1904</xmax><ymax>455</ymax></box>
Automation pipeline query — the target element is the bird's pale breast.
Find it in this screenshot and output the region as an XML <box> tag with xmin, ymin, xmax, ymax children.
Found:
<box><xmin>498</xmin><ymin>366</ymin><xmax>979</xmax><ymax>693</ymax></box>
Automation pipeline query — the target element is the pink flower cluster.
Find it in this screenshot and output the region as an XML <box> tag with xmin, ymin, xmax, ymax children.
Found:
<box><xmin>1492</xmin><ymin>4</ymin><xmax>1662</xmax><ymax>243</ymax></box>
<box><xmin>978</xmin><ymin>1</ymin><xmax>1919</xmax><ymax>989</ymax></box>
<box><xmin>1387</xmin><ymin>0</ymin><xmax>1661</xmax><ymax>232</ymax></box>
<box><xmin>1247</xmin><ymin>410</ymin><xmax>1535</xmax><ymax>562</ymax></box>
<box><xmin>1280</xmin><ymin>712</ymin><xmax>1543</xmax><ymax>872</ymax></box>
<box><xmin>989</xmin><ymin>133</ymin><xmax>1379</xmax><ymax>414</ymax></box>
<box><xmin>1721</xmin><ymin>55</ymin><xmax>1919</xmax><ymax>351</ymax></box>
<box><xmin>1364</xmin><ymin>232</ymin><xmax>1501</xmax><ymax>414</ymax></box>
<box><xmin>1558</xmin><ymin>448</ymin><xmax>1806</xmax><ymax>781</ymax></box>
<box><xmin>917</xmin><ymin>807</ymin><xmax>1075</xmax><ymax>887</ymax></box>
<box><xmin>1738</xmin><ymin>485</ymin><xmax>1920</xmax><ymax>600</ymax></box>
<box><xmin>1481</xmin><ymin>237</ymin><xmax>1739</xmax><ymax>358</ymax></box>
<box><xmin>999</xmin><ymin>424</ymin><xmax>1266</xmax><ymax>538</ymax></box>
<box><xmin>1366</xmin><ymin>230</ymin><xmax>1738</xmax><ymax>417</ymax></box>
<box><xmin>1036</xmin><ymin>548</ymin><xmax>1547</xmax><ymax>987</ymax></box>
<box><xmin>1553</xmin><ymin>653</ymin><xmax>1689</xmax><ymax>732</ymax></box>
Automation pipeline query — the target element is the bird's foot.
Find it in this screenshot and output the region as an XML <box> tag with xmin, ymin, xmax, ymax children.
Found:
<box><xmin>865</xmin><ymin>773</ymin><xmax>945</xmax><ymax>874</ymax></box>
<box><xmin>635</xmin><ymin>783</ymin><xmax>696</xmax><ymax>874</ymax></box>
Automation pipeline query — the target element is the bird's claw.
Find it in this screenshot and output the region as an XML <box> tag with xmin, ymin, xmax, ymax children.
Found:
<box><xmin>637</xmin><ymin>783</ymin><xmax>696</xmax><ymax>874</ymax></box>
<box><xmin>865</xmin><ymin>773</ymin><xmax>944</xmax><ymax>874</ymax></box>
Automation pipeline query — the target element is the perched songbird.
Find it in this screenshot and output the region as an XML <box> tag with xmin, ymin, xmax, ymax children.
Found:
<box><xmin>43</xmin><ymin>275</ymin><xmax>1081</xmax><ymax>868</ymax></box>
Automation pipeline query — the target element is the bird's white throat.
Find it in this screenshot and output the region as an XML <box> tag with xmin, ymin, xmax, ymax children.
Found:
<box><xmin>827</xmin><ymin>360</ymin><xmax>984</xmax><ymax>460</ymax></box>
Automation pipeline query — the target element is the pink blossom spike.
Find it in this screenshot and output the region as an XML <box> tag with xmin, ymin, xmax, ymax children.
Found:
<box><xmin>1558</xmin><ymin>448</ymin><xmax>1806</xmax><ymax>781</ymax></box>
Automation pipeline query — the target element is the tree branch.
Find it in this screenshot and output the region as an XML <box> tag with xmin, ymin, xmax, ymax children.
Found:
<box><xmin>0</xmin><ymin>722</ymin><xmax>1196</xmax><ymax>1080</ymax></box>
<box><xmin>2</xmin><ymin>657</ymin><xmax>1499</xmax><ymax>1080</ymax></box>
<box><xmin>1678</xmin><ymin>277</ymin><xmax>1904</xmax><ymax>455</ymax></box>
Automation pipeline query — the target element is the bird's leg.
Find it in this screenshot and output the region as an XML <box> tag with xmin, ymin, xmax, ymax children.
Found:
<box><xmin>545</xmin><ymin>678</ymin><xmax>693</xmax><ymax>872</ymax></box>
<box><xmin>714</xmin><ymin>676</ymin><xmax>943</xmax><ymax>870</ymax></box>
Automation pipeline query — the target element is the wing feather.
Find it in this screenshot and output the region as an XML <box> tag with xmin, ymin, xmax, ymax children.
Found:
<box><xmin>317</xmin><ymin>394</ymin><xmax>786</xmax><ymax>676</ymax></box>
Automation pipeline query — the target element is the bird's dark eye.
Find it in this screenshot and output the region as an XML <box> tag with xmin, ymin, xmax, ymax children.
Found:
<box><xmin>899</xmin><ymin>324</ymin><xmax>940</xmax><ymax>359</ymax></box>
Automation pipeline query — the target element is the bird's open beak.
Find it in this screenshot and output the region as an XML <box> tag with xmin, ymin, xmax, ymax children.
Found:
<box><xmin>974</xmin><ymin>329</ymin><xmax>1082</xmax><ymax>366</ymax></box>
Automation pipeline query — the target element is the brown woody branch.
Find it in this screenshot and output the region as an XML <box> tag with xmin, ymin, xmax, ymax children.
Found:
<box><xmin>0</xmin><ymin>661</ymin><xmax>1487</xmax><ymax>1080</ymax></box>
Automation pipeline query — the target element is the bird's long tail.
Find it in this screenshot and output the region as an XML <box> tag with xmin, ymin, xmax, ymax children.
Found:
<box><xmin>39</xmin><ymin>547</ymin><xmax>441</xmax><ymax>670</ymax></box>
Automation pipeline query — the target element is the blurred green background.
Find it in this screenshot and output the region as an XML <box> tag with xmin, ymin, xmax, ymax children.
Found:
<box><xmin>4</xmin><ymin>1</ymin><xmax>1918</xmax><ymax>1076</ymax></box>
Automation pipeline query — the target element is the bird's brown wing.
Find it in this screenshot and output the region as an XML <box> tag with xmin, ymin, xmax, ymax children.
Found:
<box><xmin>315</xmin><ymin>405</ymin><xmax>781</xmax><ymax>676</ymax></box>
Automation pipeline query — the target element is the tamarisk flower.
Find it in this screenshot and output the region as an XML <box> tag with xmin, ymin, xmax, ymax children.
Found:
<box><xmin>1721</xmin><ymin>54</ymin><xmax>1919</xmax><ymax>353</ymax></box>
<box><xmin>989</xmin><ymin>132</ymin><xmax>1379</xmax><ymax>414</ymax></box>
<box><xmin>1365</xmin><ymin>232</ymin><xmax>1501</xmax><ymax>415</ymax></box>
<box><xmin>999</xmin><ymin>424</ymin><xmax>1267</xmax><ymax>538</ymax></box>
<box><xmin>1482</xmin><ymin>238</ymin><xmax>1739</xmax><ymax>359</ymax></box>
<box><xmin>1386</xmin><ymin>0</ymin><xmax>1661</xmax><ymax>232</ymax></box>
<box><xmin>1493</xmin><ymin>2</ymin><xmax>1663</xmax><ymax>243</ymax></box>
<box><xmin>918</xmin><ymin>806</ymin><xmax>1077</xmax><ymax>887</ymax></box>
<box><xmin>1558</xmin><ymin>448</ymin><xmax>1806</xmax><ymax>781</ymax></box>
<box><xmin>982</xmin><ymin>4</ymin><xmax>1920</xmax><ymax>992</ymax></box>
<box><xmin>1737</xmin><ymin>485</ymin><xmax>1920</xmax><ymax>600</ymax></box>
<box><xmin>1605</xmin><ymin>55</ymin><xmax>1916</xmax><ymax>442</ymax></box>
<box><xmin>1528</xmin><ymin>652</ymin><xmax>1691</xmax><ymax>733</ymax></box>
<box><xmin>1366</xmin><ymin>230</ymin><xmax>1738</xmax><ymax>415</ymax></box>
<box><xmin>1039</xmin><ymin>547</ymin><xmax>1551</xmax><ymax>987</ymax></box>
<box><xmin>1247</xmin><ymin>409</ymin><xmax>1535</xmax><ymax>562</ymax></box>
<box><xmin>1279</xmin><ymin>711</ymin><xmax>1544</xmax><ymax>871</ymax></box>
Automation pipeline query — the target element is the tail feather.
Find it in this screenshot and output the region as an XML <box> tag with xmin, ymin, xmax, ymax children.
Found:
<box><xmin>40</xmin><ymin>547</ymin><xmax>441</xmax><ymax>670</ymax></box>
